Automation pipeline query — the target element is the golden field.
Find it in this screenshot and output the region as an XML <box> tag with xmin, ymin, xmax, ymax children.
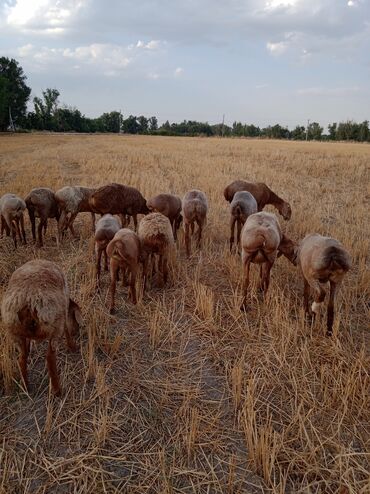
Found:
<box><xmin>0</xmin><ymin>133</ymin><xmax>369</xmax><ymax>493</ymax></box>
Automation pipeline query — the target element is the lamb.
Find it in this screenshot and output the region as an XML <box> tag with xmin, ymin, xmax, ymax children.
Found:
<box><xmin>224</xmin><ymin>180</ymin><xmax>292</xmax><ymax>220</ymax></box>
<box><xmin>89</xmin><ymin>183</ymin><xmax>149</xmax><ymax>231</ymax></box>
<box><xmin>240</xmin><ymin>212</ymin><xmax>295</xmax><ymax>310</ymax></box>
<box><xmin>1</xmin><ymin>259</ymin><xmax>82</xmax><ymax>395</ymax></box>
<box><xmin>229</xmin><ymin>191</ymin><xmax>258</xmax><ymax>252</ymax></box>
<box><xmin>297</xmin><ymin>234</ymin><xmax>351</xmax><ymax>336</ymax></box>
<box><xmin>146</xmin><ymin>193</ymin><xmax>183</xmax><ymax>240</ymax></box>
<box><xmin>25</xmin><ymin>188</ymin><xmax>60</xmax><ymax>247</ymax></box>
<box><xmin>138</xmin><ymin>212</ymin><xmax>174</xmax><ymax>291</ymax></box>
<box><xmin>106</xmin><ymin>228</ymin><xmax>142</xmax><ymax>313</ymax></box>
<box><xmin>55</xmin><ymin>185</ymin><xmax>96</xmax><ymax>240</ymax></box>
<box><xmin>94</xmin><ymin>214</ymin><xmax>121</xmax><ymax>287</ymax></box>
<box><xmin>182</xmin><ymin>189</ymin><xmax>208</xmax><ymax>257</ymax></box>
<box><xmin>0</xmin><ymin>193</ymin><xmax>27</xmax><ymax>247</ymax></box>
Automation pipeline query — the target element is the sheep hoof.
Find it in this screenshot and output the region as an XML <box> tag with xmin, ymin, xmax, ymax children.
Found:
<box><xmin>240</xmin><ymin>303</ymin><xmax>249</xmax><ymax>312</ymax></box>
<box><xmin>326</xmin><ymin>330</ymin><xmax>333</xmax><ymax>337</ymax></box>
<box><xmin>109</xmin><ymin>307</ymin><xmax>116</xmax><ymax>315</ymax></box>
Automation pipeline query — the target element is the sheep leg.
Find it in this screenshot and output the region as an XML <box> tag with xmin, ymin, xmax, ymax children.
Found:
<box><xmin>132</xmin><ymin>214</ymin><xmax>138</xmax><ymax>232</ymax></box>
<box><xmin>172</xmin><ymin>219</ymin><xmax>177</xmax><ymax>241</ymax></box>
<box><xmin>10</xmin><ymin>220</ymin><xmax>18</xmax><ymax>248</ymax></box>
<box><xmin>14</xmin><ymin>218</ymin><xmax>22</xmax><ymax>246</ymax></box>
<box><xmin>310</xmin><ymin>281</ymin><xmax>326</xmax><ymax>320</ymax></box>
<box><xmin>58</xmin><ymin>210</ymin><xmax>67</xmax><ymax>241</ymax></box>
<box><xmin>67</xmin><ymin>212</ymin><xmax>78</xmax><ymax>238</ymax></box>
<box><xmin>191</xmin><ymin>222</ymin><xmax>195</xmax><ymax>235</ymax></box>
<box><xmin>130</xmin><ymin>266</ymin><xmax>138</xmax><ymax>304</ymax></box>
<box><xmin>28</xmin><ymin>208</ymin><xmax>36</xmax><ymax>242</ymax></box>
<box><xmin>95</xmin><ymin>247</ymin><xmax>103</xmax><ymax>289</ymax></box>
<box><xmin>103</xmin><ymin>248</ymin><xmax>109</xmax><ymax>271</ymax></box>
<box><xmin>142</xmin><ymin>255</ymin><xmax>149</xmax><ymax>293</ymax></box>
<box><xmin>261</xmin><ymin>261</ymin><xmax>273</xmax><ymax>296</ymax></box>
<box><xmin>90</xmin><ymin>212</ymin><xmax>95</xmax><ymax>232</ymax></box>
<box><xmin>46</xmin><ymin>340</ymin><xmax>61</xmax><ymax>396</ymax></box>
<box><xmin>109</xmin><ymin>261</ymin><xmax>119</xmax><ymax>314</ymax></box>
<box><xmin>303</xmin><ymin>278</ymin><xmax>313</xmax><ymax>322</ymax></box>
<box><xmin>18</xmin><ymin>337</ymin><xmax>30</xmax><ymax>390</ymax></box>
<box><xmin>326</xmin><ymin>281</ymin><xmax>336</xmax><ymax>337</ymax></box>
<box><xmin>185</xmin><ymin>222</ymin><xmax>191</xmax><ymax>257</ymax></box>
<box><xmin>162</xmin><ymin>254</ymin><xmax>169</xmax><ymax>286</ymax></box>
<box><xmin>196</xmin><ymin>220</ymin><xmax>203</xmax><ymax>249</ymax></box>
<box><xmin>37</xmin><ymin>219</ymin><xmax>45</xmax><ymax>247</ymax></box>
<box><xmin>240</xmin><ymin>257</ymin><xmax>251</xmax><ymax>311</ymax></box>
<box><xmin>229</xmin><ymin>217</ymin><xmax>236</xmax><ymax>252</ymax></box>
<box><xmin>119</xmin><ymin>214</ymin><xmax>127</xmax><ymax>227</ymax></box>
<box><xmin>236</xmin><ymin>219</ymin><xmax>242</xmax><ymax>252</ymax></box>
<box><xmin>65</xmin><ymin>324</ymin><xmax>78</xmax><ymax>352</ymax></box>
<box><xmin>20</xmin><ymin>214</ymin><xmax>27</xmax><ymax>244</ymax></box>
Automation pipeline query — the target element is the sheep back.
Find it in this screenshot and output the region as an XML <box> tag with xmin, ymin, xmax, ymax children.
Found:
<box><xmin>89</xmin><ymin>183</ymin><xmax>149</xmax><ymax>216</ymax></box>
<box><xmin>25</xmin><ymin>188</ymin><xmax>59</xmax><ymax>218</ymax></box>
<box><xmin>138</xmin><ymin>212</ymin><xmax>174</xmax><ymax>252</ymax></box>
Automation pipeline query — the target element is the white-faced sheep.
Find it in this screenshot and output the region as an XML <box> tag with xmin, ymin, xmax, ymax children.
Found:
<box><xmin>89</xmin><ymin>183</ymin><xmax>149</xmax><ymax>231</ymax></box>
<box><xmin>297</xmin><ymin>233</ymin><xmax>351</xmax><ymax>336</ymax></box>
<box><xmin>240</xmin><ymin>212</ymin><xmax>295</xmax><ymax>310</ymax></box>
<box><xmin>106</xmin><ymin>228</ymin><xmax>142</xmax><ymax>313</ymax></box>
<box><xmin>1</xmin><ymin>259</ymin><xmax>82</xmax><ymax>395</ymax></box>
<box><xmin>94</xmin><ymin>214</ymin><xmax>121</xmax><ymax>287</ymax></box>
<box><xmin>147</xmin><ymin>193</ymin><xmax>182</xmax><ymax>240</ymax></box>
<box><xmin>0</xmin><ymin>193</ymin><xmax>27</xmax><ymax>247</ymax></box>
<box><xmin>138</xmin><ymin>212</ymin><xmax>174</xmax><ymax>291</ymax></box>
<box><xmin>229</xmin><ymin>191</ymin><xmax>258</xmax><ymax>252</ymax></box>
<box><xmin>55</xmin><ymin>185</ymin><xmax>96</xmax><ymax>241</ymax></box>
<box><xmin>224</xmin><ymin>180</ymin><xmax>292</xmax><ymax>221</ymax></box>
<box><xmin>25</xmin><ymin>188</ymin><xmax>60</xmax><ymax>247</ymax></box>
<box><xmin>182</xmin><ymin>189</ymin><xmax>208</xmax><ymax>257</ymax></box>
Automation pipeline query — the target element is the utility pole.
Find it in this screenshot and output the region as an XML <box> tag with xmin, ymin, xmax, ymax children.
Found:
<box><xmin>8</xmin><ymin>107</ymin><xmax>15</xmax><ymax>132</ymax></box>
<box><xmin>306</xmin><ymin>118</ymin><xmax>310</xmax><ymax>141</ymax></box>
<box><xmin>221</xmin><ymin>114</ymin><xmax>225</xmax><ymax>138</ymax></box>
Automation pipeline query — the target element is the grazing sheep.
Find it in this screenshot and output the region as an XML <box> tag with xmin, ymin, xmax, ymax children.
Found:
<box><xmin>182</xmin><ymin>189</ymin><xmax>208</xmax><ymax>257</ymax></box>
<box><xmin>147</xmin><ymin>193</ymin><xmax>183</xmax><ymax>240</ymax></box>
<box><xmin>94</xmin><ymin>214</ymin><xmax>121</xmax><ymax>287</ymax></box>
<box><xmin>229</xmin><ymin>191</ymin><xmax>258</xmax><ymax>252</ymax></box>
<box><xmin>138</xmin><ymin>212</ymin><xmax>174</xmax><ymax>291</ymax></box>
<box><xmin>240</xmin><ymin>212</ymin><xmax>294</xmax><ymax>310</ymax></box>
<box><xmin>55</xmin><ymin>185</ymin><xmax>96</xmax><ymax>240</ymax></box>
<box><xmin>0</xmin><ymin>193</ymin><xmax>27</xmax><ymax>247</ymax></box>
<box><xmin>25</xmin><ymin>188</ymin><xmax>60</xmax><ymax>247</ymax></box>
<box><xmin>106</xmin><ymin>228</ymin><xmax>142</xmax><ymax>312</ymax></box>
<box><xmin>1</xmin><ymin>259</ymin><xmax>82</xmax><ymax>395</ymax></box>
<box><xmin>89</xmin><ymin>183</ymin><xmax>149</xmax><ymax>231</ymax></box>
<box><xmin>297</xmin><ymin>234</ymin><xmax>351</xmax><ymax>336</ymax></box>
<box><xmin>224</xmin><ymin>180</ymin><xmax>292</xmax><ymax>220</ymax></box>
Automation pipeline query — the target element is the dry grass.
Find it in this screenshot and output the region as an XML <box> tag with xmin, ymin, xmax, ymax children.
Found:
<box><xmin>0</xmin><ymin>133</ymin><xmax>369</xmax><ymax>493</ymax></box>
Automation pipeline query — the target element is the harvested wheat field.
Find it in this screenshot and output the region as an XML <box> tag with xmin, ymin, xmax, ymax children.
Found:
<box><xmin>0</xmin><ymin>133</ymin><xmax>369</xmax><ymax>494</ymax></box>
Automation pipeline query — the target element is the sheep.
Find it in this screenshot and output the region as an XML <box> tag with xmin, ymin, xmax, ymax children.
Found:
<box><xmin>224</xmin><ymin>180</ymin><xmax>292</xmax><ymax>220</ymax></box>
<box><xmin>106</xmin><ymin>228</ymin><xmax>142</xmax><ymax>313</ymax></box>
<box><xmin>147</xmin><ymin>193</ymin><xmax>183</xmax><ymax>240</ymax></box>
<box><xmin>25</xmin><ymin>188</ymin><xmax>60</xmax><ymax>247</ymax></box>
<box><xmin>94</xmin><ymin>214</ymin><xmax>121</xmax><ymax>287</ymax></box>
<box><xmin>0</xmin><ymin>193</ymin><xmax>27</xmax><ymax>247</ymax></box>
<box><xmin>138</xmin><ymin>212</ymin><xmax>174</xmax><ymax>291</ymax></box>
<box><xmin>1</xmin><ymin>259</ymin><xmax>82</xmax><ymax>395</ymax></box>
<box><xmin>182</xmin><ymin>189</ymin><xmax>208</xmax><ymax>257</ymax></box>
<box><xmin>55</xmin><ymin>185</ymin><xmax>96</xmax><ymax>241</ymax></box>
<box><xmin>240</xmin><ymin>212</ymin><xmax>294</xmax><ymax>310</ymax></box>
<box><xmin>297</xmin><ymin>234</ymin><xmax>351</xmax><ymax>336</ymax></box>
<box><xmin>89</xmin><ymin>183</ymin><xmax>149</xmax><ymax>231</ymax></box>
<box><xmin>229</xmin><ymin>191</ymin><xmax>258</xmax><ymax>252</ymax></box>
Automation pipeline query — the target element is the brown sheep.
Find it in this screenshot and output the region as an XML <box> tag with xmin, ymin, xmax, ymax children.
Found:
<box><xmin>147</xmin><ymin>193</ymin><xmax>183</xmax><ymax>240</ymax></box>
<box><xmin>138</xmin><ymin>212</ymin><xmax>174</xmax><ymax>291</ymax></box>
<box><xmin>224</xmin><ymin>180</ymin><xmax>292</xmax><ymax>220</ymax></box>
<box><xmin>55</xmin><ymin>185</ymin><xmax>96</xmax><ymax>241</ymax></box>
<box><xmin>25</xmin><ymin>188</ymin><xmax>60</xmax><ymax>247</ymax></box>
<box><xmin>229</xmin><ymin>191</ymin><xmax>258</xmax><ymax>252</ymax></box>
<box><xmin>106</xmin><ymin>228</ymin><xmax>142</xmax><ymax>313</ymax></box>
<box><xmin>297</xmin><ymin>234</ymin><xmax>351</xmax><ymax>336</ymax></box>
<box><xmin>0</xmin><ymin>193</ymin><xmax>27</xmax><ymax>247</ymax></box>
<box><xmin>1</xmin><ymin>259</ymin><xmax>82</xmax><ymax>395</ymax></box>
<box><xmin>182</xmin><ymin>189</ymin><xmax>208</xmax><ymax>257</ymax></box>
<box><xmin>94</xmin><ymin>214</ymin><xmax>121</xmax><ymax>287</ymax></box>
<box><xmin>240</xmin><ymin>212</ymin><xmax>294</xmax><ymax>310</ymax></box>
<box><xmin>89</xmin><ymin>183</ymin><xmax>149</xmax><ymax>231</ymax></box>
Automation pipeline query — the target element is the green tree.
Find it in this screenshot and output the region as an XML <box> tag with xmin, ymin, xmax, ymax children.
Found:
<box><xmin>148</xmin><ymin>116</ymin><xmax>158</xmax><ymax>132</ymax></box>
<box><xmin>0</xmin><ymin>57</ymin><xmax>31</xmax><ymax>131</ymax></box>
<box><xmin>307</xmin><ymin>122</ymin><xmax>323</xmax><ymax>140</ymax></box>
<box><xmin>33</xmin><ymin>88</ymin><xmax>60</xmax><ymax>130</ymax></box>
<box><xmin>291</xmin><ymin>125</ymin><xmax>306</xmax><ymax>140</ymax></box>
<box><xmin>328</xmin><ymin>122</ymin><xmax>337</xmax><ymax>140</ymax></box>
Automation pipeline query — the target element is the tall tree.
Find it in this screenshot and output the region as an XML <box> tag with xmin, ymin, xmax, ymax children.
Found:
<box><xmin>0</xmin><ymin>57</ymin><xmax>31</xmax><ymax>131</ymax></box>
<box><xmin>33</xmin><ymin>88</ymin><xmax>60</xmax><ymax>130</ymax></box>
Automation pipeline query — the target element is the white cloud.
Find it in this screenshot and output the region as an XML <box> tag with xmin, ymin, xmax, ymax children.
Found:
<box><xmin>265</xmin><ymin>0</ymin><xmax>299</xmax><ymax>10</ymax></box>
<box><xmin>266</xmin><ymin>40</ymin><xmax>288</xmax><ymax>55</ymax></box>
<box><xmin>174</xmin><ymin>67</ymin><xmax>184</xmax><ymax>77</ymax></box>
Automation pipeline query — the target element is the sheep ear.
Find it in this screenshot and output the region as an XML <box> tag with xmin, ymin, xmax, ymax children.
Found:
<box><xmin>69</xmin><ymin>299</ymin><xmax>83</xmax><ymax>326</ymax></box>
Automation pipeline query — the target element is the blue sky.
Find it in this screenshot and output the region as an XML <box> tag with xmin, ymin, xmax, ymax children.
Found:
<box><xmin>1</xmin><ymin>0</ymin><xmax>369</xmax><ymax>128</ymax></box>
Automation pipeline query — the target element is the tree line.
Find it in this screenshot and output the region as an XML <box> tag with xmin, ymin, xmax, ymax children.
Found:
<box><xmin>1</xmin><ymin>57</ymin><xmax>369</xmax><ymax>141</ymax></box>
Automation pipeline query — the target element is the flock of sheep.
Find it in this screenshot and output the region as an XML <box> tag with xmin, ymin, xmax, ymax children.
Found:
<box><xmin>0</xmin><ymin>180</ymin><xmax>351</xmax><ymax>396</ymax></box>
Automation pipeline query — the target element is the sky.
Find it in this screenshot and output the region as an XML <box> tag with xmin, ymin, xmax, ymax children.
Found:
<box><xmin>1</xmin><ymin>0</ymin><xmax>369</xmax><ymax>128</ymax></box>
